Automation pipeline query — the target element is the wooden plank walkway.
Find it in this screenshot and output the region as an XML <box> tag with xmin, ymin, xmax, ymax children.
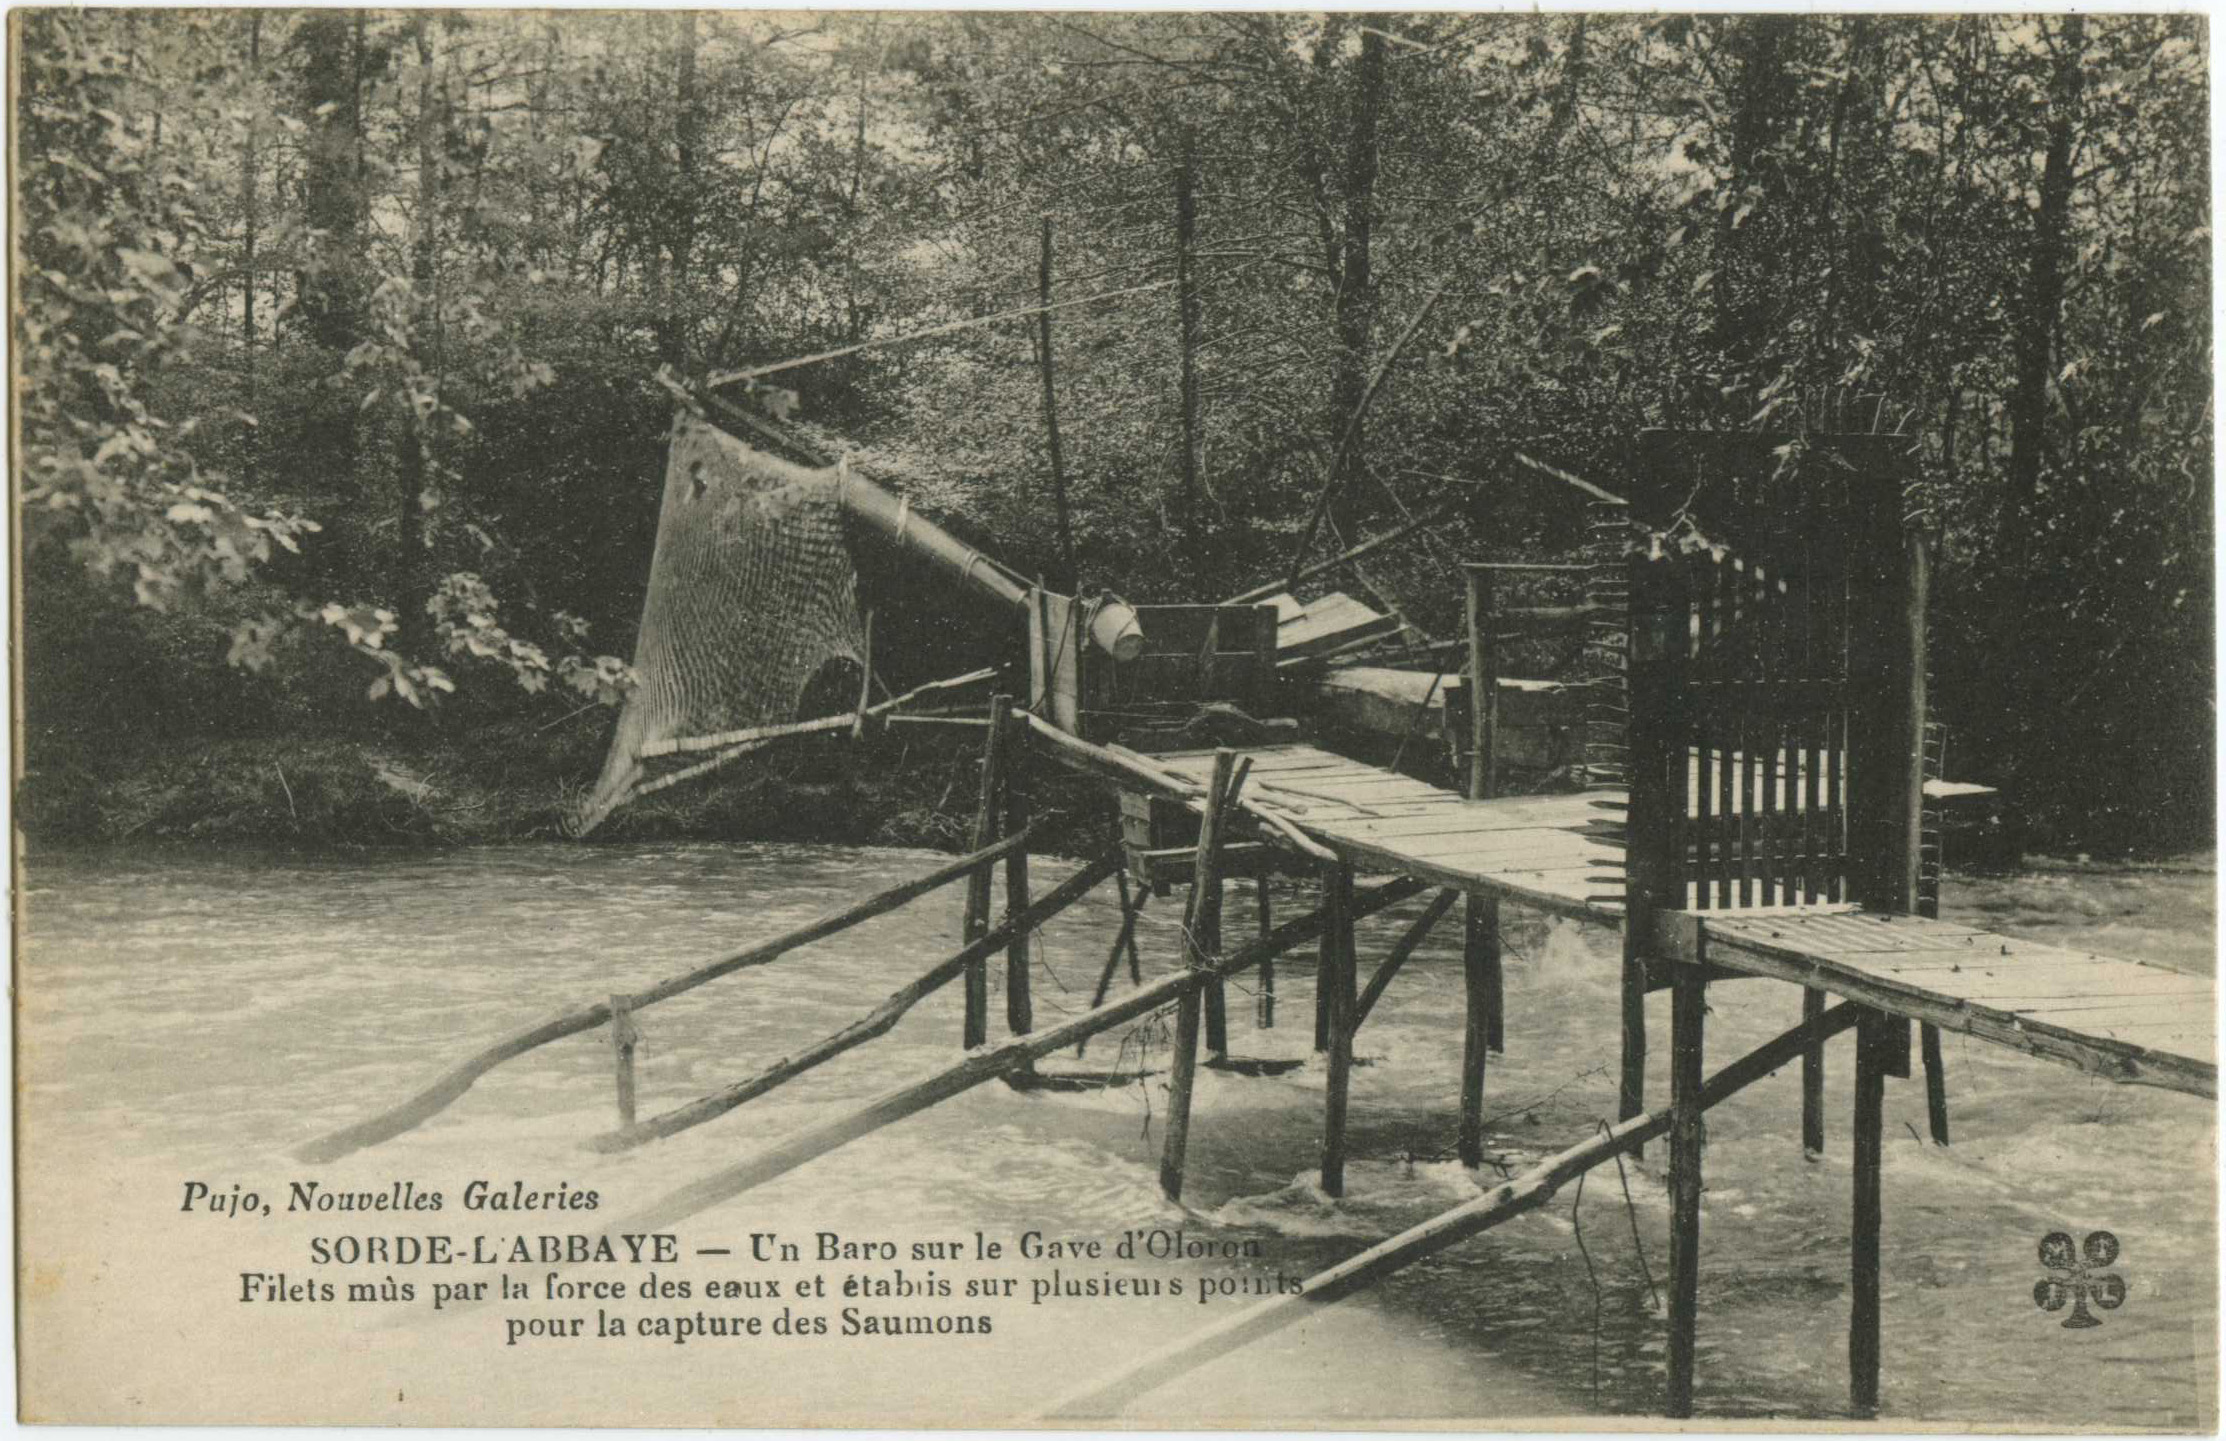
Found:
<box><xmin>1154</xmin><ymin>743</ymin><xmax>2215</xmax><ymax>1099</ymax></box>
<box><xmin>1689</xmin><ymin>908</ymin><xmax>2214</xmax><ymax>1099</ymax></box>
<box><xmin>1157</xmin><ymin>743</ymin><xmax>1621</xmax><ymax>922</ymax></box>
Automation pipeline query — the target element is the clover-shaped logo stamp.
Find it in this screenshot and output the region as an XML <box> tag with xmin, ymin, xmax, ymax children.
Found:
<box><xmin>2034</xmin><ymin>1230</ymin><xmax>2125</xmax><ymax>1329</ymax></box>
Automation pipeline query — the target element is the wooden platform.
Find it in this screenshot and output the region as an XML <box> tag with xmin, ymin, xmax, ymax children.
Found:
<box><xmin>1669</xmin><ymin>907</ymin><xmax>2215</xmax><ymax>1099</ymax></box>
<box><xmin>1156</xmin><ymin>743</ymin><xmax>1623</xmax><ymax>923</ymax></box>
<box><xmin>1154</xmin><ymin>743</ymin><xmax>2215</xmax><ymax>1100</ymax></box>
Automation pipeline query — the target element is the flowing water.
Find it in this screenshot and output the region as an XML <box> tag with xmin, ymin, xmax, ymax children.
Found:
<box><xmin>16</xmin><ymin>841</ymin><xmax>2218</xmax><ymax>1427</ymax></box>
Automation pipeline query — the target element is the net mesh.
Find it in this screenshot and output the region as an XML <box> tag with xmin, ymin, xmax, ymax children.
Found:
<box><xmin>576</xmin><ymin>410</ymin><xmax>867</xmax><ymax>833</ymax></box>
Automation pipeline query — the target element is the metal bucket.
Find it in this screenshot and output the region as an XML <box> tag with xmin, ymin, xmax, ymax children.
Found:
<box><xmin>1088</xmin><ymin>599</ymin><xmax>1147</xmax><ymax>663</ymax></box>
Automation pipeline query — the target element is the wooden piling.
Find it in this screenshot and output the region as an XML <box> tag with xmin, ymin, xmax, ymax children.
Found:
<box><xmin>1459</xmin><ymin>893</ymin><xmax>1495</xmax><ymax>1168</ymax></box>
<box><xmin>1202</xmin><ymin>886</ymin><xmax>1229</xmax><ymax>1056</ymax></box>
<box><xmin>610</xmin><ymin>994</ymin><xmax>639</xmax><ymax>1128</ymax></box>
<box><xmin>1849</xmin><ymin>1007</ymin><xmax>1904</xmax><ymax>1419</ymax></box>
<box><xmin>963</xmin><ymin>695</ymin><xmax>1012</xmax><ymax>1049</ymax></box>
<box><xmin>1920</xmin><ymin>1024</ymin><xmax>1949</xmax><ymax>1146</ymax></box>
<box><xmin>1314</xmin><ymin>871</ymin><xmax>1334</xmax><ymax>1054</ymax></box>
<box><xmin>1464</xmin><ymin>565</ymin><xmax>1498</xmax><ymax>800</ymax></box>
<box><xmin>1802</xmin><ymin>987</ymin><xmax>1826</xmax><ymax>1154</ymax></box>
<box><xmin>1255</xmin><ymin>877</ymin><xmax>1276</xmax><ymax>1028</ymax></box>
<box><xmin>1320</xmin><ymin>861</ymin><xmax>1357</xmax><ymax>1197</ymax></box>
<box><xmin>1004</xmin><ymin>706</ymin><xmax>1034</xmax><ymax>1038</ymax></box>
<box><xmin>1161</xmin><ymin>750</ymin><xmax>1237</xmax><ymax>1202</ymax></box>
<box><xmin>1666</xmin><ymin>943</ymin><xmax>1708</xmax><ymax>1418</ymax></box>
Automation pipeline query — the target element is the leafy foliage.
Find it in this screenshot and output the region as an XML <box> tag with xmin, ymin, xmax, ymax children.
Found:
<box><xmin>13</xmin><ymin>12</ymin><xmax>2211</xmax><ymax>851</ymax></box>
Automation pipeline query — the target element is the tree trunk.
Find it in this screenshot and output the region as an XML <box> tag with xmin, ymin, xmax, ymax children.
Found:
<box><xmin>1175</xmin><ymin>130</ymin><xmax>1205</xmax><ymax>590</ymax></box>
<box><xmin>240</xmin><ymin>11</ymin><xmax>260</xmax><ymax>484</ymax></box>
<box><xmin>397</xmin><ymin>16</ymin><xmax>439</xmax><ymax>652</ymax></box>
<box><xmin>661</xmin><ymin>12</ymin><xmax>699</xmax><ymax>369</ymax></box>
<box><xmin>1325</xmin><ymin>26</ymin><xmax>1385</xmax><ymax>545</ymax></box>
<box><xmin>2003</xmin><ymin>14</ymin><xmax>2086</xmax><ymax>581</ymax></box>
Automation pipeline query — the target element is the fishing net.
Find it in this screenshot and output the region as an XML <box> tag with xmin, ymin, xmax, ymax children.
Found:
<box><xmin>575</xmin><ymin>410</ymin><xmax>867</xmax><ymax>834</ymax></box>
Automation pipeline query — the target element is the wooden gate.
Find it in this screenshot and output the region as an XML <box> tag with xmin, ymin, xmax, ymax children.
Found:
<box><xmin>1623</xmin><ymin>433</ymin><xmax>1928</xmax><ymax>925</ymax></box>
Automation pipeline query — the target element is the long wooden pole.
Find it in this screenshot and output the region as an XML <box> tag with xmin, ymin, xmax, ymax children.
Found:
<box><xmin>1353</xmin><ymin>887</ymin><xmax>1460</xmax><ymax>1031</ymax></box>
<box><xmin>1851</xmin><ymin>1008</ymin><xmax>1891</xmax><ymax>1418</ymax></box>
<box><xmin>293</xmin><ymin>827</ymin><xmax>1038</xmax><ymax>1163</ymax></box>
<box><xmin>1004</xmin><ymin>708</ymin><xmax>1034</xmax><ymax>1038</ymax></box>
<box><xmin>603</xmin><ymin>876</ymin><xmax>1431</xmax><ymax>1237</ymax></box>
<box><xmin>1037</xmin><ymin>214</ymin><xmax>1078</xmax><ymax>593</ymax></box>
<box><xmin>1320</xmin><ymin>861</ymin><xmax>1358</xmax><ymax>1197</ymax></box>
<box><xmin>1161</xmin><ymin>750</ymin><xmax>1237</xmax><ymax>1201</ymax></box>
<box><xmin>963</xmin><ymin>696</ymin><xmax>1012</xmax><ymax>1048</ymax></box>
<box><xmin>586</xmin><ymin>853</ymin><xmax>1121</xmax><ymax>1153</ymax></box>
<box><xmin>1040</xmin><ymin>999</ymin><xmax>1867</xmax><ymax>1420</ymax></box>
<box><xmin>1465</xmin><ymin>566</ymin><xmax>1497</xmax><ymax>800</ymax></box>
<box><xmin>1458</xmin><ymin>893</ymin><xmax>1496</xmax><ymax>1168</ymax></box>
<box><xmin>1802</xmin><ymin>987</ymin><xmax>1827</xmax><ymax>1153</ymax></box>
<box><xmin>1254</xmin><ymin>877</ymin><xmax>1276</xmax><ymax>1028</ymax></box>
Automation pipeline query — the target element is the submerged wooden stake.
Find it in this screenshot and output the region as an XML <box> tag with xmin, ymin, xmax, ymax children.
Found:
<box><xmin>1802</xmin><ymin>987</ymin><xmax>1827</xmax><ymax>1154</ymax></box>
<box><xmin>1040</xmin><ymin>999</ymin><xmax>1866</xmax><ymax>1420</ymax></box>
<box><xmin>1079</xmin><ymin>875</ymin><xmax>1149</xmax><ymax>1058</ymax></box>
<box><xmin>1320</xmin><ymin>862</ymin><xmax>1357</xmax><ymax>1197</ymax></box>
<box><xmin>1920</xmin><ymin>1023</ymin><xmax>1950</xmax><ymax>1145</ymax></box>
<box><xmin>609</xmin><ymin>994</ymin><xmax>639</xmax><ymax>1128</ymax></box>
<box><xmin>963</xmin><ymin>695</ymin><xmax>1013</xmax><ymax>1049</ymax></box>
<box><xmin>1255</xmin><ymin>877</ymin><xmax>1275</xmax><ymax>1029</ymax></box>
<box><xmin>1458</xmin><ymin>891</ymin><xmax>1497</xmax><ymax>1169</ymax></box>
<box><xmin>1851</xmin><ymin>1008</ymin><xmax>1891</xmax><ymax>1418</ymax></box>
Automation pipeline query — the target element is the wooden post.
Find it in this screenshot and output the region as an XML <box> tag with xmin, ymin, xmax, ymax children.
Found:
<box><xmin>1314</xmin><ymin>871</ymin><xmax>1333</xmax><ymax>1053</ymax></box>
<box><xmin>1801</xmin><ymin>987</ymin><xmax>1827</xmax><ymax>1154</ymax></box>
<box><xmin>1202</xmin><ymin>879</ymin><xmax>1229</xmax><ymax>1055</ymax></box>
<box><xmin>1320</xmin><ymin>862</ymin><xmax>1357</xmax><ymax>1197</ymax></box>
<box><xmin>1161</xmin><ymin>750</ymin><xmax>1236</xmax><ymax>1202</ymax></box>
<box><xmin>610</xmin><ymin>994</ymin><xmax>639</xmax><ymax>1128</ymax></box>
<box><xmin>1464</xmin><ymin>565</ymin><xmax>1498</xmax><ymax>800</ymax></box>
<box><xmin>1255</xmin><ymin>877</ymin><xmax>1275</xmax><ymax>1029</ymax></box>
<box><xmin>962</xmin><ymin>695</ymin><xmax>1012</xmax><ymax>1049</ymax></box>
<box><xmin>1458</xmin><ymin>893</ymin><xmax>1496</xmax><ymax>1168</ymax></box>
<box><xmin>1920</xmin><ymin>1023</ymin><xmax>1949</xmax><ymax>1146</ymax></box>
<box><xmin>1621</xmin><ymin>548</ymin><xmax>1686</xmax><ymax>1136</ymax></box>
<box><xmin>1036</xmin><ymin>214</ymin><xmax>1077</xmax><ymax>593</ymax></box>
<box><xmin>1920</xmin><ymin>724</ymin><xmax>1950</xmax><ymax>1146</ymax></box>
<box><xmin>1850</xmin><ymin>1007</ymin><xmax>1895</xmax><ymax>1419</ymax></box>
<box><xmin>1004</xmin><ymin>708</ymin><xmax>1033</xmax><ymax>1039</ymax></box>
<box><xmin>1666</xmin><ymin>934</ymin><xmax>1708</xmax><ymax>1419</ymax></box>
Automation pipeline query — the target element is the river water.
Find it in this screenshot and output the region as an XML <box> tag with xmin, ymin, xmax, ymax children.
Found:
<box><xmin>16</xmin><ymin>841</ymin><xmax>2218</xmax><ymax>1427</ymax></box>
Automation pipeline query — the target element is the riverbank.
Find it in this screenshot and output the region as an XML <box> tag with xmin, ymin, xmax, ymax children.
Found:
<box><xmin>14</xmin><ymin>721</ymin><xmax>1114</xmax><ymax>855</ymax></box>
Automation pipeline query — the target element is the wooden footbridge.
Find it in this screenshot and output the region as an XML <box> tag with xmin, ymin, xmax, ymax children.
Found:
<box><xmin>297</xmin><ymin>425</ymin><xmax>2212</xmax><ymax>1422</ymax></box>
